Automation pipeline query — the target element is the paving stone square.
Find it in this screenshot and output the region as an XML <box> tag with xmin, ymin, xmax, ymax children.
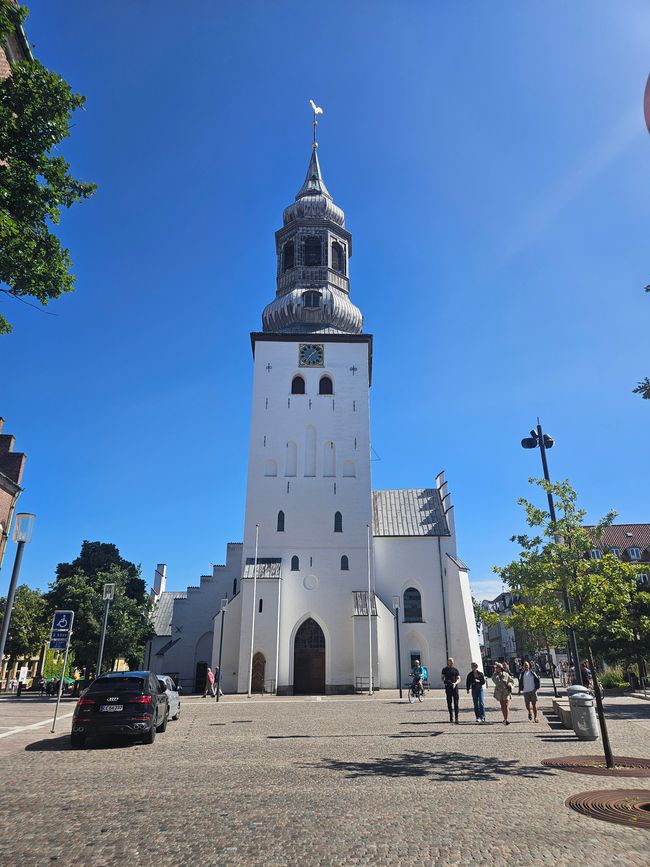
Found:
<box><xmin>1</xmin><ymin>689</ymin><xmax>649</xmax><ymax>866</ymax></box>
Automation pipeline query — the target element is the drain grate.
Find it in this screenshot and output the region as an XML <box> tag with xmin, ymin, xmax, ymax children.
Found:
<box><xmin>542</xmin><ymin>755</ymin><xmax>650</xmax><ymax>777</ymax></box>
<box><xmin>566</xmin><ymin>790</ymin><xmax>650</xmax><ymax>829</ymax></box>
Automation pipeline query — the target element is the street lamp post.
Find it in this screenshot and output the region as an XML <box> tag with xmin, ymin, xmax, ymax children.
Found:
<box><xmin>216</xmin><ymin>597</ymin><xmax>227</xmax><ymax>703</ymax></box>
<box><xmin>392</xmin><ymin>595</ymin><xmax>402</xmax><ymax>698</ymax></box>
<box><xmin>521</xmin><ymin>420</ymin><xmax>581</xmax><ymax>684</ymax></box>
<box><xmin>95</xmin><ymin>583</ymin><xmax>115</xmax><ymax>678</ymax></box>
<box><xmin>0</xmin><ymin>514</ymin><xmax>35</xmax><ymax>689</ymax></box>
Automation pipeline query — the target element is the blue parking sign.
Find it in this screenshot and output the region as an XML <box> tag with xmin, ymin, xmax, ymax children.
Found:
<box><xmin>49</xmin><ymin>610</ymin><xmax>74</xmax><ymax>650</ymax></box>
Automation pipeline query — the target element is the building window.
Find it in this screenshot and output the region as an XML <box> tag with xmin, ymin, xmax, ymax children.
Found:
<box><xmin>259</xmin><ymin>599</ymin><xmax>263</xmax><ymax>614</ymax></box>
<box><xmin>589</xmin><ymin>548</ymin><xmax>602</xmax><ymax>560</ymax></box>
<box><xmin>304</xmin><ymin>237</ymin><xmax>322</xmax><ymax>266</ymax></box>
<box><xmin>627</xmin><ymin>547</ymin><xmax>641</xmax><ymax>560</ymax></box>
<box><xmin>341</xmin><ymin>555</ymin><xmax>349</xmax><ymax>571</ymax></box>
<box><xmin>232</xmin><ymin>578</ymin><xmax>237</xmax><ymax>596</ymax></box>
<box><xmin>291</xmin><ymin>375</ymin><xmax>305</xmax><ymax>394</ymax></box>
<box><xmin>303</xmin><ymin>291</ymin><xmax>321</xmax><ymax>309</ymax></box>
<box><xmin>277</xmin><ymin>510</ymin><xmax>285</xmax><ymax>532</ymax></box>
<box><xmin>334</xmin><ymin>511</ymin><xmax>343</xmax><ymax>533</ymax></box>
<box><xmin>608</xmin><ymin>547</ymin><xmax>621</xmax><ymax>557</ymax></box>
<box><xmin>319</xmin><ymin>376</ymin><xmax>333</xmax><ymax>395</ymax></box>
<box><xmin>404</xmin><ymin>587</ymin><xmax>422</xmax><ymax>622</ymax></box>
<box><xmin>638</xmin><ymin>573</ymin><xmax>649</xmax><ymax>585</ymax></box>
<box><xmin>331</xmin><ymin>241</ymin><xmax>345</xmax><ymax>274</ymax></box>
<box><xmin>283</xmin><ymin>240</ymin><xmax>294</xmax><ymax>271</ymax></box>
<box><xmin>291</xmin><ymin>555</ymin><xmax>299</xmax><ymax>571</ymax></box>
<box><xmin>410</xmin><ymin>652</ymin><xmax>421</xmax><ymax>670</ymax></box>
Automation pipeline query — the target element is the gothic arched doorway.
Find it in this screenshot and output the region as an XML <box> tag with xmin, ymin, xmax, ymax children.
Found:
<box><xmin>252</xmin><ymin>652</ymin><xmax>266</xmax><ymax>693</ymax></box>
<box><xmin>293</xmin><ymin>618</ymin><xmax>325</xmax><ymax>695</ymax></box>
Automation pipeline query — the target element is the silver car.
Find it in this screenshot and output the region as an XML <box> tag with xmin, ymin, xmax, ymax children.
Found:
<box><xmin>157</xmin><ymin>675</ymin><xmax>181</xmax><ymax>720</ymax></box>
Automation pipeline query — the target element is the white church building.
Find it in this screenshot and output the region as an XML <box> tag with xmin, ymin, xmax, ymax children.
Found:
<box><xmin>145</xmin><ymin>129</ymin><xmax>480</xmax><ymax>694</ymax></box>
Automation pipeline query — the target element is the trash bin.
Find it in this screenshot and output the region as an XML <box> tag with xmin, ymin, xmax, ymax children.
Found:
<box><xmin>569</xmin><ymin>692</ymin><xmax>599</xmax><ymax>741</ymax></box>
<box><xmin>567</xmin><ymin>684</ymin><xmax>590</xmax><ymax>698</ymax></box>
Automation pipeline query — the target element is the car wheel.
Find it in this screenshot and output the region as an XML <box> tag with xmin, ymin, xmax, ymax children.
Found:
<box><xmin>156</xmin><ymin>710</ymin><xmax>168</xmax><ymax>733</ymax></box>
<box><xmin>173</xmin><ymin>704</ymin><xmax>181</xmax><ymax>721</ymax></box>
<box><xmin>143</xmin><ymin>722</ymin><xmax>156</xmax><ymax>744</ymax></box>
<box><xmin>70</xmin><ymin>733</ymin><xmax>85</xmax><ymax>749</ymax></box>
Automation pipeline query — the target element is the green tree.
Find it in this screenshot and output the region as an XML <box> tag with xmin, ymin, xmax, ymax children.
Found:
<box><xmin>0</xmin><ymin>583</ymin><xmax>48</xmax><ymax>674</ymax></box>
<box><xmin>42</xmin><ymin>647</ymin><xmax>75</xmax><ymax>680</ymax></box>
<box><xmin>0</xmin><ymin>0</ymin><xmax>95</xmax><ymax>334</ymax></box>
<box><xmin>46</xmin><ymin>543</ymin><xmax>153</xmax><ymax>675</ymax></box>
<box><xmin>495</xmin><ymin>478</ymin><xmax>643</xmax><ymax>767</ymax></box>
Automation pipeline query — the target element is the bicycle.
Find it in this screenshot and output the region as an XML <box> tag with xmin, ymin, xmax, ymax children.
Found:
<box><xmin>408</xmin><ymin>679</ymin><xmax>424</xmax><ymax>703</ymax></box>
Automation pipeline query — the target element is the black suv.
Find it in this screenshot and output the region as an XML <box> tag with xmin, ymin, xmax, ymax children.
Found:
<box><xmin>71</xmin><ymin>671</ymin><xmax>169</xmax><ymax>748</ymax></box>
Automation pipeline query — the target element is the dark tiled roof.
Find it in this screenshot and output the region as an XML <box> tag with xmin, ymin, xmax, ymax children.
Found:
<box><xmin>372</xmin><ymin>489</ymin><xmax>449</xmax><ymax>537</ymax></box>
<box><xmin>243</xmin><ymin>557</ymin><xmax>282</xmax><ymax>579</ymax></box>
<box><xmin>585</xmin><ymin>524</ymin><xmax>650</xmax><ymax>560</ymax></box>
<box><xmin>151</xmin><ymin>591</ymin><xmax>187</xmax><ymax>636</ymax></box>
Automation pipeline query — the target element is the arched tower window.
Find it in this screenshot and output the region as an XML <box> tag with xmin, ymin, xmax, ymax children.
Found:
<box><xmin>291</xmin><ymin>555</ymin><xmax>299</xmax><ymax>571</ymax></box>
<box><xmin>340</xmin><ymin>555</ymin><xmax>349</xmax><ymax>571</ymax></box>
<box><xmin>277</xmin><ymin>510</ymin><xmax>285</xmax><ymax>532</ymax></box>
<box><xmin>283</xmin><ymin>240</ymin><xmax>294</xmax><ymax>271</ymax></box>
<box><xmin>331</xmin><ymin>241</ymin><xmax>345</xmax><ymax>274</ymax></box>
<box><xmin>319</xmin><ymin>376</ymin><xmax>333</xmax><ymax>395</ymax></box>
<box><xmin>291</xmin><ymin>375</ymin><xmax>305</xmax><ymax>394</ymax></box>
<box><xmin>404</xmin><ymin>587</ymin><xmax>422</xmax><ymax>622</ymax></box>
<box><xmin>304</xmin><ymin>237</ymin><xmax>322</xmax><ymax>266</ymax></box>
<box><xmin>303</xmin><ymin>291</ymin><xmax>321</xmax><ymax>309</ymax></box>
<box><xmin>334</xmin><ymin>511</ymin><xmax>343</xmax><ymax>533</ymax></box>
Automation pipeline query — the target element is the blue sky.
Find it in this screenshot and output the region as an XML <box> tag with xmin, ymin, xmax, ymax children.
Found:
<box><xmin>2</xmin><ymin>1</ymin><xmax>649</xmax><ymax>602</ymax></box>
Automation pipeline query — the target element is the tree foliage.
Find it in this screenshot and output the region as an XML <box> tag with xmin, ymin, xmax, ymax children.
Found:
<box><xmin>46</xmin><ymin>542</ymin><xmax>153</xmax><ymax>674</ymax></box>
<box><xmin>0</xmin><ymin>583</ymin><xmax>48</xmax><ymax>663</ymax></box>
<box><xmin>0</xmin><ymin>0</ymin><xmax>95</xmax><ymax>334</ymax></box>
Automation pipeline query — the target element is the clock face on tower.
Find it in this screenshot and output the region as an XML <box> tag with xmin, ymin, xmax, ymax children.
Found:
<box><xmin>298</xmin><ymin>343</ymin><xmax>325</xmax><ymax>367</ymax></box>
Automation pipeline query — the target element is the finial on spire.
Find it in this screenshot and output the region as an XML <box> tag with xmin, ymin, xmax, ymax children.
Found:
<box><xmin>309</xmin><ymin>99</ymin><xmax>323</xmax><ymax>149</ymax></box>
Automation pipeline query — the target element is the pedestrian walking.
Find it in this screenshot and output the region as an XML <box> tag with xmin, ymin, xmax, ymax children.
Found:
<box><xmin>203</xmin><ymin>666</ymin><xmax>216</xmax><ymax>697</ymax></box>
<box><xmin>518</xmin><ymin>660</ymin><xmax>540</xmax><ymax>723</ymax></box>
<box><xmin>580</xmin><ymin>660</ymin><xmax>592</xmax><ymax>688</ymax></box>
<box><xmin>492</xmin><ymin>662</ymin><xmax>515</xmax><ymax>725</ymax></box>
<box><xmin>465</xmin><ymin>662</ymin><xmax>486</xmax><ymax>722</ymax></box>
<box><xmin>441</xmin><ymin>657</ymin><xmax>460</xmax><ymax>723</ymax></box>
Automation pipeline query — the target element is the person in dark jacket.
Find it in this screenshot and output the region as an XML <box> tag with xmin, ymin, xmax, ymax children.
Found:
<box><xmin>441</xmin><ymin>658</ymin><xmax>460</xmax><ymax>723</ymax></box>
<box><xmin>518</xmin><ymin>660</ymin><xmax>541</xmax><ymax>722</ymax></box>
<box><xmin>465</xmin><ymin>662</ymin><xmax>486</xmax><ymax>722</ymax></box>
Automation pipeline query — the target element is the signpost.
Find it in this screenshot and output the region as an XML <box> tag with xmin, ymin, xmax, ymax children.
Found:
<box><xmin>95</xmin><ymin>583</ymin><xmax>115</xmax><ymax>678</ymax></box>
<box><xmin>49</xmin><ymin>610</ymin><xmax>74</xmax><ymax>733</ymax></box>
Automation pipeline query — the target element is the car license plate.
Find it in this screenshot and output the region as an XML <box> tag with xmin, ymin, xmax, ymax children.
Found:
<box><xmin>99</xmin><ymin>704</ymin><xmax>123</xmax><ymax>712</ymax></box>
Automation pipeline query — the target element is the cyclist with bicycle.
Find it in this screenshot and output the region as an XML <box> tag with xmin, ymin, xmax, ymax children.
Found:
<box><xmin>411</xmin><ymin>659</ymin><xmax>424</xmax><ymax>698</ymax></box>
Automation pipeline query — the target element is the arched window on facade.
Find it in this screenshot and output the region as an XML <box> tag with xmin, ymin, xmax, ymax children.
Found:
<box><xmin>304</xmin><ymin>237</ymin><xmax>322</xmax><ymax>266</ymax></box>
<box><xmin>319</xmin><ymin>376</ymin><xmax>333</xmax><ymax>395</ymax></box>
<box><xmin>334</xmin><ymin>511</ymin><xmax>343</xmax><ymax>533</ymax></box>
<box><xmin>259</xmin><ymin>598</ymin><xmax>263</xmax><ymax>613</ymax></box>
<box><xmin>331</xmin><ymin>241</ymin><xmax>345</xmax><ymax>274</ymax></box>
<box><xmin>291</xmin><ymin>555</ymin><xmax>299</xmax><ymax>571</ymax></box>
<box><xmin>303</xmin><ymin>291</ymin><xmax>321</xmax><ymax>309</ymax></box>
<box><xmin>291</xmin><ymin>375</ymin><xmax>305</xmax><ymax>394</ymax></box>
<box><xmin>283</xmin><ymin>240</ymin><xmax>294</xmax><ymax>271</ymax></box>
<box><xmin>404</xmin><ymin>587</ymin><xmax>422</xmax><ymax>622</ymax></box>
<box><xmin>277</xmin><ymin>510</ymin><xmax>285</xmax><ymax>532</ymax></box>
<box><xmin>341</xmin><ymin>555</ymin><xmax>349</xmax><ymax>571</ymax></box>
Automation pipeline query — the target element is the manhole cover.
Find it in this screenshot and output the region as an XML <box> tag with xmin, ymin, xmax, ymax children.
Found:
<box><xmin>566</xmin><ymin>790</ymin><xmax>650</xmax><ymax>829</ymax></box>
<box><xmin>542</xmin><ymin>755</ymin><xmax>650</xmax><ymax>777</ymax></box>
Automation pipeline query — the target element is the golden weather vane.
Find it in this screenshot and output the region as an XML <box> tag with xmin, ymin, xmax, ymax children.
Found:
<box><xmin>309</xmin><ymin>99</ymin><xmax>323</xmax><ymax>148</ymax></box>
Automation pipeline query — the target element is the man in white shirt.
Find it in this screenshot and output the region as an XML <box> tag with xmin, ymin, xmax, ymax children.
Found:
<box><xmin>518</xmin><ymin>660</ymin><xmax>541</xmax><ymax>722</ymax></box>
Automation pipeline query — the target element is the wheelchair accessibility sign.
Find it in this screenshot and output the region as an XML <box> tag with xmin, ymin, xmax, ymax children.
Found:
<box><xmin>49</xmin><ymin>610</ymin><xmax>74</xmax><ymax>650</ymax></box>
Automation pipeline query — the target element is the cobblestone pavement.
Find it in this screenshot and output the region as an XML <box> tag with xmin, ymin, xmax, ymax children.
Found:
<box><xmin>1</xmin><ymin>689</ymin><xmax>649</xmax><ymax>866</ymax></box>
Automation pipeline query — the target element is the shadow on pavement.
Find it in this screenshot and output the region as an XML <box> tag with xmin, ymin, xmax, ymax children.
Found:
<box><xmin>535</xmin><ymin>735</ymin><xmax>578</xmax><ymax>742</ymax></box>
<box><xmin>596</xmin><ymin>700</ymin><xmax>650</xmax><ymax>722</ymax></box>
<box><xmin>25</xmin><ymin>734</ymin><xmax>134</xmax><ymax>752</ymax></box>
<box><xmin>306</xmin><ymin>750</ymin><xmax>557</xmax><ymax>781</ymax></box>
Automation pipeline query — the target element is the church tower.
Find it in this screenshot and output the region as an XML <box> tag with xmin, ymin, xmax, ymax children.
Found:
<box><xmin>236</xmin><ymin>121</ymin><xmax>374</xmax><ymax>694</ymax></box>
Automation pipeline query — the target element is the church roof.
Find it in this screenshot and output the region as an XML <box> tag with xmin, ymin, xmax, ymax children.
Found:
<box><xmin>243</xmin><ymin>557</ymin><xmax>282</xmax><ymax>579</ymax></box>
<box><xmin>295</xmin><ymin>147</ymin><xmax>332</xmax><ymax>200</ymax></box>
<box><xmin>152</xmin><ymin>591</ymin><xmax>187</xmax><ymax>636</ymax></box>
<box><xmin>372</xmin><ymin>489</ymin><xmax>450</xmax><ymax>537</ymax></box>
